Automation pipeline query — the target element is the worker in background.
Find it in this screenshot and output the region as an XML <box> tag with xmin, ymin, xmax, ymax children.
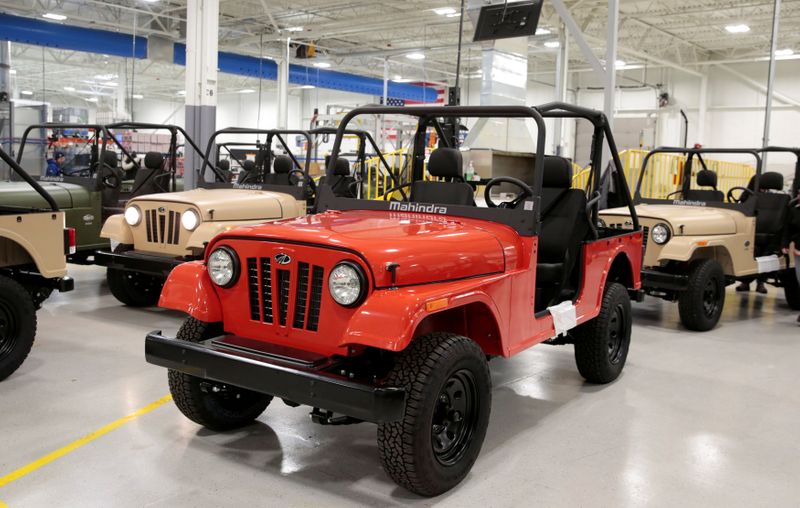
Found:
<box><xmin>46</xmin><ymin>151</ymin><xmax>66</xmax><ymax>176</ymax></box>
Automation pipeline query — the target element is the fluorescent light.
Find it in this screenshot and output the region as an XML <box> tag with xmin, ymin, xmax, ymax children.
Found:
<box><xmin>177</xmin><ymin>90</ymin><xmax>186</xmax><ymax>96</ymax></box>
<box><xmin>20</xmin><ymin>90</ymin><xmax>33</xmax><ymax>96</ymax></box>
<box><xmin>392</xmin><ymin>77</ymin><xmax>413</xmax><ymax>83</ymax></box>
<box><xmin>132</xmin><ymin>94</ymin><xmax>144</xmax><ymax>99</ymax></box>
<box><xmin>312</xmin><ymin>61</ymin><xmax>331</xmax><ymax>68</ymax></box>
<box><xmin>284</xmin><ymin>26</ymin><xmax>303</xmax><ymax>32</ymax></box>
<box><xmin>300</xmin><ymin>85</ymin><xmax>315</xmax><ymax>89</ymax></box>
<box><xmin>238</xmin><ymin>89</ymin><xmax>256</xmax><ymax>94</ymax></box>
<box><xmin>535</xmin><ymin>27</ymin><xmax>551</xmax><ymax>35</ymax></box>
<box><xmin>725</xmin><ymin>24</ymin><xmax>750</xmax><ymax>33</ymax></box>
<box><xmin>63</xmin><ymin>86</ymin><xmax>76</xmax><ymax>92</ymax></box>
<box><xmin>775</xmin><ymin>48</ymin><xmax>794</xmax><ymax>57</ymax></box>
<box><xmin>615</xmin><ymin>60</ymin><xmax>627</xmax><ymax>68</ymax></box>
<box><xmin>42</xmin><ymin>13</ymin><xmax>67</xmax><ymax>21</ymax></box>
<box><xmin>446</xmin><ymin>12</ymin><xmax>461</xmax><ymax>17</ymax></box>
<box><xmin>94</xmin><ymin>74</ymin><xmax>118</xmax><ymax>81</ymax></box>
<box><xmin>9</xmin><ymin>69</ymin><xmax>16</xmax><ymax>75</ymax></box>
<box><xmin>85</xmin><ymin>97</ymin><xmax>98</xmax><ymax>103</ymax></box>
<box><xmin>406</xmin><ymin>52</ymin><xmax>425</xmax><ymax>60</ymax></box>
<box><xmin>432</xmin><ymin>7</ymin><xmax>457</xmax><ymax>15</ymax></box>
<box><xmin>544</xmin><ymin>41</ymin><xmax>560</xmax><ymax>48</ymax></box>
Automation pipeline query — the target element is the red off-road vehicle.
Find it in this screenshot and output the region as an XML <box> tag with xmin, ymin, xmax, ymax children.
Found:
<box><xmin>146</xmin><ymin>104</ymin><xmax>643</xmax><ymax>496</ymax></box>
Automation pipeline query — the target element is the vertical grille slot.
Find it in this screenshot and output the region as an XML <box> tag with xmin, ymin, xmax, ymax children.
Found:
<box><xmin>293</xmin><ymin>262</ymin><xmax>310</xmax><ymax>328</ymax></box>
<box><xmin>167</xmin><ymin>211</ymin><xmax>175</xmax><ymax>245</ymax></box>
<box><xmin>247</xmin><ymin>258</ymin><xmax>260</xmax><ymax>321</ymax></box>
<box><xmin>260</xmin><ymin>258</ymin><xmax>273</xmax><ymax>323</ymax></box>
<box><xmin>149</xmin><ymin>210</ymin><xmax>159</xmax><ymax>242</ymax></box>
<box><xmin>642</xmin><ymin>226</ymin><xmax>649</xmax><ymax>259</ymax></box>
<box><xmin>277</xmin><ymin>269</ymin><xmax>290</xmax><ymax>326</ymax></box>
<box><xmin>145</xmin><ymin>210</ymin><xmax>153</xmax><ymax>242</ymax></box>
<box><xmin>307</xmin><ymin>266</ymin><xmax>324</xmax><ymax>331</ymax></box>
<box><xmin>142</xmin><ymin>209</ymin><xmax>181</xmax><ymax>245</ymax></box>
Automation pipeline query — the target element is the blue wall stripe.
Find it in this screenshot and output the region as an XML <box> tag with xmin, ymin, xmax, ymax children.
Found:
<box><xmin>0</xmin><ymin>13</ymin><xmax>437</xmax><ymax>102</ymax></box>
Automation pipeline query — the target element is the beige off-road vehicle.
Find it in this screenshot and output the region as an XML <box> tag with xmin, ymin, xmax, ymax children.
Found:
<box><xmin>0</xmin><ymin>147</ymin><xmax>75</xmax><ymax>380</ymax></box>
<box><xmin>95</xmin><ymin>128</ymin><xmax>315</xmax><ymax>306</ymax></box>
<box><xmin>600</xmin><ymin>147</ymin><xmax>800</xmax><ymax>331</ymax></box>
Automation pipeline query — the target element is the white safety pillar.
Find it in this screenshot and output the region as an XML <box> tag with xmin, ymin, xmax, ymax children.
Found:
<box><xmin>184</xmin><ymin>0</ymin><xmax>219</xmax><ymax>189</ymax></box>
<box><xmin>115</xmin><ymin>62</ymin><xmax>129</xmax><ymax>121</ymax></box>
<box><xmin>603</xmin><ymin>0</ymin><xmax>619</xmax><ymax>129</ymax></box>
<box><xmin>697</xmin><ymin>72</ymin><xmax>708</xmax><ymax>145</ymax></box>
<box><xmin>553</xmin><ymin>21</ymin><xmax>568</xmax><ymax>155</ymax></box>
<box><xmin>276</xmin><ymin>37</ymin><xmax>290</xmax><ymax>129</ymax></box>
<box><xmin>762</xmin><ymin>0</ymin><xmax>781</xmax><ymax>167</ymax></box>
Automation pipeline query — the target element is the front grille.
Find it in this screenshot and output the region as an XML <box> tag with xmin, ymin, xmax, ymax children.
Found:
<box><xmin>144</xmin><ymin>209</ymin><xmax>180</xmax><ymax>245</ymax></box>
<box><xmin>247</xmin><ymin>257</ymin><xmax>324</xmax><ymax>331</ymax></box>
<box><xmin>642</xmin><ymin>226</ymin><xmax>649</xmax><ymax>259</ymax></box>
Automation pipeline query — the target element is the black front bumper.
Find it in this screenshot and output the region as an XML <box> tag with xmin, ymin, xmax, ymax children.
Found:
<box><xmin>95</xmin><ymin>250</ymin><xmax>186</xmax><ymax>278</ymax></box>
<box><xmin>641</xmin><ymin>269</ymin><xmax>689</xmax><ymax>292</ymax></box>
<box><xmin>145</xmin><ymin>332</ymin><xmax>406</xmax><ymax>424</ymax></box>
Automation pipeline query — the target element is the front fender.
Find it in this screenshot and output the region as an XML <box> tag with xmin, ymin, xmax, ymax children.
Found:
<box><xmin>159</xmin><ymin>261</ymin><xmax>223</xmax><ymax>322</ymax></box>
<box><xmin>340</xmin><ymin>277</ymin><xmax>503</xmax><ymax>352</ymax></box>
<box><xmin>657</xmin><ymin>236</ymin><xmax>732</xmax><ymax>263</ymax></box>
<box><xmin>100</xmin><ymin>214</ymin><xmax>133</xmax><ymax>244</ymax></box>
<box><xmin>186</xmin><ymin>221</ymin><xmax>267</xmax><ymax>250</ymax></box>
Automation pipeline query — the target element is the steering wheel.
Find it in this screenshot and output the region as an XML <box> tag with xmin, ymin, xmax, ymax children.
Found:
<box><xmin>484</xmin><ymin>176</ymin><xmax>534</xmax><ymax>209</ymax></box>
<box><xmin>102</xmin><ymin>172</ymin><xmax>121</xmax><ymax>190</ymax></box>
<box><xmin>665</xmin><ymin>190</ymin><xmax>683</xmax><ymax>199</ymax></box>
<box><xmin>288</xmin><ymin>169</ymin><xmax>317</xmax><ymax>194</ymax></box>
<box><xmin>726</xmin><ymin>186</ymin><xmax>753</xmax><ymax>204</ymax></box>
<box><xmin>381</xmin><ymin>182</ymin><xmax>411</xmax><ymax>202</ymax></box>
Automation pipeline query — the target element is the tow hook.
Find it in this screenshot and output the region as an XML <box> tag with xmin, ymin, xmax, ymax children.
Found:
<box><xmin>310</xmin><ymin>408</ymin><xmax>362</xmax><ymax>425</ymax></box>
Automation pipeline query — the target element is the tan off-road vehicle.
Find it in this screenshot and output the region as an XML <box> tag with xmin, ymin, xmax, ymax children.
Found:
<box><xmin>0</xmin><ymin>147</ymin><xmax>75</xmax><ymax>380</ymax></box>
<box><xmin>95</xmin><ymin>128</ymin><xmax>316</xmax><ymax>307</ymax></box>
<box><xmin>600</xmin><ymin>147</ymin><xmax>800</xmax><ymax>331</ymax></box>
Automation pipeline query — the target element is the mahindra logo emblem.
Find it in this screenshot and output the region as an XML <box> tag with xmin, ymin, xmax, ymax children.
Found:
<box><xmin>274</xmin><ymin>253</ymin><xmax>292</xmax><ymax>265</ymax></box>
<box><xmin>158</xmin><ymin>207</ymin><xmax>166</xmax><ymax>213</ymax></box>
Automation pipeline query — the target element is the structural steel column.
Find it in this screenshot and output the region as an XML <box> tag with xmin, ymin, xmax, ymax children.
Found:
<box><xmin>603</xmin><ymin>0</ymin><xmax>619</xmax><ymax>129</ymax></box>
<box><xmin>697</xmin><ymin>71</ymin><xmax>708</xmax><ymax>145</ymax></box>
<box><xmin>762</xmin><ymin>0</ymin><xmax>781</xmax><ymax>165</ymax></box>
<box><xmin>184</xmin><ymin>0</ymin><xmax>219</xmax><ymax>189</ymax></box>
<box><xmin>276</xmin><ymin>37</ymin><xmax>290</xmax><ymax>129</ymax></box>
<box><xmin>553</xmin><ymin>21</ymin><xmax>568</xmax><ymax>155</ymax></box>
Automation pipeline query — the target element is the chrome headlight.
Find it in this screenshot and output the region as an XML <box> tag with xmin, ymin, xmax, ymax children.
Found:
<box><xmin>207</xmin><ymin>246</ymin><xmax>239</xmax><ymax>287</ymax></box>
<box><xmin>328</xmin><ymin>262</ymin><xmax>366</xmax><ymax>307</ymax></box>
<box><xmin>651</xmin><ymin>223</ymin><xmax>671</xmax><ymax>245</ymax></box>
<box><xmin>181</xmin><ymin>209</ymin><xmax>200</xmax><ymax>231</ymax></box>
<box><xmin>124</xmin><ymin>205</ymin><xmax>141</xmax><ymax>226</ymax></box>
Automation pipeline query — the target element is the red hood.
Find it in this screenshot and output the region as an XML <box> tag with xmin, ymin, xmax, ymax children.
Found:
<box><xmin>217</xmin><ymin>210</ymin><xmax>507</xmax><ymax>287</ymax></box>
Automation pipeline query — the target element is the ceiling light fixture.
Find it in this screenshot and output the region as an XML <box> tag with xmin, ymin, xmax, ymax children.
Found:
<box><xmin>9</xmin><ymin>69</ymin><xmax>16</xmax><ymax>74</ymax></box>
<box><xmin>535</xmin><ymin>28</ymin><xmax>551</xmax><ymax>35</ymax></box>
<box><xmin>432</xmin><ymin>7</ymin><xmax>457</xmax><ymax>15</ymax></box>
<box><xmin>775</xmin><ymin>48</ymin><xmax>794</xmax><ymax>57</ymax></box>
<box><xmin>312</xmin><ymin>61</ymin><xmax>331</xmax><ymax>68</ymax></box>
<box><xmin>392</xmin><ymin>76</ymin><xmax>414</xmax><ymax>83</ymax></box>
<box><xmin>406</xmin><ymin>52</ymin><xmax>425</xmax><ymax>60</ymax></box>
<box><xmin>63</xmin><ymin>86</ymin><xmax>76</xmax><ymax>92</ymax></box>
<box><xmin>725</xmin><ymin>24</ymin><xmax>750</xmax><ymax>33</ymax></box>
<box><xmin>177</xmin><ymin>90</ymin><xmax>186</xmax><ymax>96</ymax></box>
<box><xmin>42</xmin><ymin>13</ymin><xmax>67</xmax><ymax>21</ymax></box>
<box><xmin>238</xmin><ymin>89</ymin><xmax>256</xmax><ymax>94</ymax></box>
<box><xmin>615</xmin><ymin>60</ymin><xmax>627</xmax><ymax>68</ymax></box>
<box><xmin>284</xmin><ymin>26</ymin><xmax>304</xmax><ymax>32</ymax></box>
<box><xmin>300</xmin><ymin>85</ymin><xmax>316</xmax><ymax>89</ymax></box>
<box><xmin>20</xmin><ymin>90</ymin><xmax>33</xmax><ymax>96</ymax></box>
<box><xmin>132</xmin><ymin>94</ymin><xmax>144</xmax><ymax>99</ymax></box>
<box><xmin>544</xmin><ymin>41</ymin><xmax>560</xmax><ymax>48</ymax></box>
<box><xmin>446</xmin><ymin>12</ymin><xmax>461</xmax><ymax>17</ymax></box>
<box><xmin>85</xmin><ymin>97</ymin><xmax>98</xmax><ymax>102</ymax></box>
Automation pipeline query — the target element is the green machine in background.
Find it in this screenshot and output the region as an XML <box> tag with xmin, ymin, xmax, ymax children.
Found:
<box><xmin>0</xmin><ymin>122</ymin><xmax>203</xmax><ymax>263</ymax></box>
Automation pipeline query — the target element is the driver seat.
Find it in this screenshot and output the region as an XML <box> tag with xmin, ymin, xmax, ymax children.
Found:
<box><xmin>131</xmin><ymin>152</ymin><xmax>169</xmax><ymax>197</ymax></box>
<box><xmin>536</xmin><ymin>156</ymin><xmax>590</xmax><ymax>310</ymax></box>
<box><xmin>684</xmin><ymin>169</ymin><xmax>724</xmax><ymax>202</ymax></box>
<box><xmin>410</xmin><ymin>148</ymin><xmax>474</xmax><ymax>206</ymax></box>
<box><xmin>263</xmin><ymin>155</ymin><xmax>294</xmax><ymax>186</ymax></box>
<box><xmin>320</xmin><ymin>157</ymin><xmax>357</xmax><ymax>198</ymax></box>
<box><xmin>237</xmin><ymin>160</ymin><xmax>258</xmax><ymax>184</ymax></box>
<box><xmin>754</xmin><ymin>172</ymin><xmax>789</xmax><ymax>254</ymax></box>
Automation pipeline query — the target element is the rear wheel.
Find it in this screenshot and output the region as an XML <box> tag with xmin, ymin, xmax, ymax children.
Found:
<box><xmin>0</xmin><ymin>275</ymin><xmax>37</xmax><ymax>381</ymax></box>
<box><xmin>572</xmin><ymin>282</ymin><xmax>631</xmax><ymax>384</ymax></box>
<box><xmin>377</xmin><ymin>332</ymin><xmax>491</xmax><ymax>497</ymax></box>
<box><xmin>106</xmin><ymin>267</ymin><xmax>163</xmax><ymax>307</ymax></box>
<box><xmin>678</xmin><ymin>259</ymin><xmax>726</xmax><ymax>331</ymax></box>
<box><xmin>168</xmin><ymin>317</ymin><xmax>272</xmax><ymax>431</ymax></box>
<box><xmin>780</xmin><ymin>268</ymin><xmax>800</xmax><ymax>310</ymax></box>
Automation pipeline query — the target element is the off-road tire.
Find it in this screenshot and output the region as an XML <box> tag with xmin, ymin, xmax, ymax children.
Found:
<box><xmin>168</xmin><ymin>317</ymin><xmax>272</xmax><ymax>431</ymax></box>
<box><xmin>0</xmin><ymin>275</ymin><xmax>37</xmax><ymax>381</ymax></box>
<box><xmin>377</xmin><ymin>332</ymin><xmax>491</xmax><ymax>497</ymax></box>
<box><xmin>678</xmin><ymin>259</ymin><xmax>726</xmax><ymax>331</ymax></box>
<box><xmin>106</xmin><ymin>267</ymin><xmax>163</xmax><ymax>307</ymax></box>
<box><xmin>572</xmin><ymin>282</ymin><xmax>631</xmax><ymax>384</ymax></box>
<box><xmin>780</xmin><ymin>268</ymin><xmax>800</xmax><ymax>310</ymax></box>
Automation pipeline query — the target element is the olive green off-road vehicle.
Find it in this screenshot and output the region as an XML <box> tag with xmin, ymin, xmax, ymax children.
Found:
<box><xmin>0</xmin><ymin>146</ymin><xmax>74</xmax><ymax>380</ymax></box>
<box><xmin>600</xmin><ymin>147</ymin><xmax>799</xmax><ymax>331</ymax></box>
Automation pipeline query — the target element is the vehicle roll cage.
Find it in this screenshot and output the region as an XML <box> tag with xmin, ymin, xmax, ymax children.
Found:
<box><xmin>0</xmin><ymin>145</ymin><xmax>59</xmax><ymax>211</ymax></box>
<box><xmin>199</xmin><ymin>128</ymin><xmax>313</xmax><ymax>200</ymax></box>
<box><xmin>635</xmin><ymin>146</ymin><xmax>766</xmax><ymax>213</ymax></box>
<box><xmin>15</xmin><ymin>122</ymin><xmax>194</xmax><ymax>194</ymax></box>
<box><xmin>320</xmin><ymin>102</ymin><xmax>639</xmax><ymax>235</ymax></box>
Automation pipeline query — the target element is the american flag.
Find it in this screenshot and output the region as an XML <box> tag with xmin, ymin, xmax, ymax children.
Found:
<box><xmin>380</xmin><ymin>83</ymin><xmax>447</xmax><ymax>106</ymax></box>
<box><xmin>380</xmin><ymin>97</ymin><xmax>407</xmax><ymax>106</ymax></box>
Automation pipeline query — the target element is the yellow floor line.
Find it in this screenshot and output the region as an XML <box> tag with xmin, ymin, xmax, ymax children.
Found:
<box><xmin>0</xmin><ymin>395</ymin><xmax>172</xmax><ymax>489</ymax></box>
<box><xmin>0</xmin><ymin>499</ymin><xmax>8</xmax><ymax>508</ymax></box>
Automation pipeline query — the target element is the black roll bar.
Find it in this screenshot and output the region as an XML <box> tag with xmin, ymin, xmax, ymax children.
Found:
<box><xmin>0</xmin><ymin>146</ymin><xmax>59</xmax><ymax>211</ymax></box>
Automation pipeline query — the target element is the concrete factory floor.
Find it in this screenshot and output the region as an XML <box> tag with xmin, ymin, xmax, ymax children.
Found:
<box><xmin>0</xmin><ymin>264</ymin><xmax>798</xmax><ymax>507</ymax></box>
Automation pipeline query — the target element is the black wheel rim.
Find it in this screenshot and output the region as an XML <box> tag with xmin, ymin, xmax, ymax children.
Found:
<box><xmin>607</xmin><ymin>303</ymin><xmax>626</xmax><ymax>365</ymax></box>
<box><xmin>126</xmin><ymin>272</ymin><xmax>161</xmax><ymax>295</ymax></box>
<box><xmin>702</xmin><ymin>278</ymin><xmax>721</xmax><ymax>318</ymax></box>
<box><xmin>431</xmin><ymin>369</ymin><xmax>479</xmax><ymax>466</ymax></box>
<box><xmin>0</xmin><ymin>298</ymin><xmax>19</xmax><ymax>359</ymax></box>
